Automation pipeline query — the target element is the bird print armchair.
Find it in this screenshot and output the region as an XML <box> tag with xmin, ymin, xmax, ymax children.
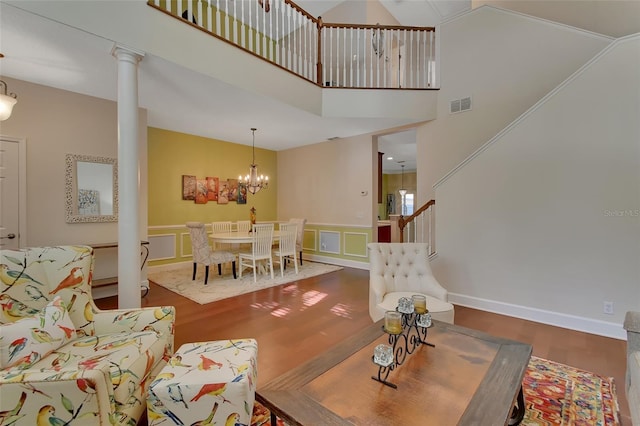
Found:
<box><xmin>0</xmin><ymin>245</ymin><xmax>176</xmax><ymax>425</ymax></box>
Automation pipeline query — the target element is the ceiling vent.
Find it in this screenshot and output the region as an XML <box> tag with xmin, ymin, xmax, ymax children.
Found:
<box><xmin>450</xmin><ymin>96</ymin><xmax>472</xmax><ymax>114</ymax></box>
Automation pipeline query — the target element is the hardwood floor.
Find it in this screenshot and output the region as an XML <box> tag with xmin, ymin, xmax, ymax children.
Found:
<box><xmin>95</xmin><ymin>266</ymin><xmax>630</xmax><ymax>424</ymax></box>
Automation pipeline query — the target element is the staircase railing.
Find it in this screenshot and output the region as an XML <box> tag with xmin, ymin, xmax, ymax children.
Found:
<box><xmin>147</xmin><ymin>0</ymin><xmax>436</xmax><ymax>89</ymax></box>
<box><xmin>398</xmin><ymin>199</ymin><xmax>435</xmax><ymax>255</ymax></box>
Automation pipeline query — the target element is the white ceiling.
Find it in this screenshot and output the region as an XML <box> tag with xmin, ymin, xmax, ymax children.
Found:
<box><xmin>0</xmin><ymin>0</ymin><xmax>471</xmax><ymax>173</ymax></box>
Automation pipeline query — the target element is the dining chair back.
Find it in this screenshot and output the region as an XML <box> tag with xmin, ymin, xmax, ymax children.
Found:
<box><xmin>236</xmin><ymin>220</ymin><xmax>251</xmax><ymax>233</ymax></box>
<box><xmin>186</xmin><ymin>222</ymin><xmax>236</xmax><ymax>284</ymax></box>
<box><xmin>239</xmin><ymin>223</ymin><xmax>274</xmax><ymax>282</ymax></box>
<box><xmin>273</xmin><ymin>223</ymin><xmax>298</xmax><ymax>277</ymax></box>
<box><xmin>211</xmin><ymin>221</ymin><xmax>232</xmax><ymax>250</ymax></box>
<box><xmin>289</xmin><ymin>218</ymin><xmax>307</xmax><ymax>265</ymax></box>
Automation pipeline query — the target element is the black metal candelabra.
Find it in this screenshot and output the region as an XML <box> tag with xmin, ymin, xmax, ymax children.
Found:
<box><xmin>371</xmin><ymin>311</ymin><xmax>435</xmax><ymax>389</ymax></box>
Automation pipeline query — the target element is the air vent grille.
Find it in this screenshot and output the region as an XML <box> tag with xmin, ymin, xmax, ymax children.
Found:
<box><xmin>450</xmin><ymin>96</ymin><xmax>472</xmax><ymax>114</ymax></box>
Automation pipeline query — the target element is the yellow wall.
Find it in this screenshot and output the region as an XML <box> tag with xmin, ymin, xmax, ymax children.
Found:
<box><xmin>148</xmin><ymin>127</ymin><xmax>277</xmax><ymax>226</ymax></box>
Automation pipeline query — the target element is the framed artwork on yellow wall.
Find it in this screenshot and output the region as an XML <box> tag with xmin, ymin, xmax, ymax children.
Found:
<box><xmin>206</xmin><ymin>177</ymin><xmax>218</xmax><ymax>202</ymax></box>
<box><xmin>195</xmin><ymin>179</ymin><xmax>208</xmax><ymax>204</ymax></box>
<box><xmin>182</xmin><ymin>175</ymin><xmax>196</xmax><ymax>200</ymax></box>
<box><xmin>218</xmin><ymin>181</ymin><xmax>229</xmax><ymax>204</ymax></box>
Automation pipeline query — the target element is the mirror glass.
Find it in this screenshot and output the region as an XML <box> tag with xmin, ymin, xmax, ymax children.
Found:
<box><xmin>65</xmin><ymin>154</ymin><xmax>118</xmax><ymax>223</ymax></box>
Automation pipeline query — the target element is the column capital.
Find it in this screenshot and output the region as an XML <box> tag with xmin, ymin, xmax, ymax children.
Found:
<box><xmin>111</xmin><ymin>44</ymin><xmax>145</xmax><ymax>63</ymax></box>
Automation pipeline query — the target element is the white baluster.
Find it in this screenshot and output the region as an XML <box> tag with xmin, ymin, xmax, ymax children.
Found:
<box><xmin>178</xmin><ymin>0</ymin><xmax>183</xmax><ymax>18</ymax></box>
<box><xmin>356</xmin><ymin>29</ymin><xmax>360</xmax><ymax>87</ymax></box>
<box><xmin>224</xmin><ymin>0</ymin><xmax>229</xmax><ymax>40</ymax></box>
<box><xmin>262</xmin><ymin>0</ymin><xmax>267</xmax><ymax>57</ymax></box>
<box><xmin>216</xmin><ymin>0</ymin><xmax>221</xmax><ymax>36</ymax></box>
<box><xmin>288</xmin><ymin>6</ymin><xmax>292</xmax><ymax>71</ymax></box>
<box><xmin>206</xmin><ymin>0</ymin><xmax>212</xmax><ymax>32</ymax></box>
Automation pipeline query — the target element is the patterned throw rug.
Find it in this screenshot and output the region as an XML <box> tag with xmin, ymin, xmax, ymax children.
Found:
<box><xmin>149</xmin><ymin>261</ymin><xmax>342</xmax><ymax>305</ymax></box>
<box><xmin>250</xmin><ymin>356</ymin><xmax>620</xmax><ymax>426</ymax></box>
<box><xmin>523</xmin><ymin>356</ymin><xmax>619</xmax><ymax>425</ymax></box>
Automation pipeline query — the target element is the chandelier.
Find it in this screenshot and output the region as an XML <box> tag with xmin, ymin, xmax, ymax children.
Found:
<box><xmin>0</xmin><ymin>55</ymin><xmax>18</xmax><ymax>121</ymax></box>
<box><xmin>239</xmin><ymin>128</ymin><xmax>269</xmax><ymax>194</ymax></box>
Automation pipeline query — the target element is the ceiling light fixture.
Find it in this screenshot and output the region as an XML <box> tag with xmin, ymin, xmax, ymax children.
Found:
<box><xmin>398</xmin><ymin>164</ymin><xmax>407</xmax><ymax>197</ymax></box>
<box><xmin>398</xmin><ymin>164</ymin><xmax>407</xmax><ymax>216</ymax></box>
<box><xmin>239</xmin><ymin>127</ymin><xmax>268</xmax><ymax>195</ymax></box>
<box><xmin>0</xmin><ymin>54</ymin><xmax>17</xmax><ymax>121</ymax></box>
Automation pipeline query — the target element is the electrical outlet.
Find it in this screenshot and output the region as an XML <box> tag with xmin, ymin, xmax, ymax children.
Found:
<box><xmin>603</xmin><ymin>301</ymin><xmax>614</xmax><ymax>315</ymax></box>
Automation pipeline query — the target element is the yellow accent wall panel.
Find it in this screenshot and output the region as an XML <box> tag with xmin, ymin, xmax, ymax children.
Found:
<box><xmin>343</xmin><ymin>232</ymin><xmax>369</xmax><ymax>257</ymax></box>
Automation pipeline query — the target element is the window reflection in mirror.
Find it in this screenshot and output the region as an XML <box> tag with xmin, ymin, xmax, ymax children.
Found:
<box><xmin>65</xmin><ymin>154</ymin><xmax>118</xmax><ymax>223</ymax></box>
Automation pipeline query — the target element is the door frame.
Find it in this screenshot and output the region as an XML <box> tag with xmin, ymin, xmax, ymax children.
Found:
<box><xmin>1</xmin><ymin>135</ymin><xmax>27</xmax><ymax>248</ymax></box>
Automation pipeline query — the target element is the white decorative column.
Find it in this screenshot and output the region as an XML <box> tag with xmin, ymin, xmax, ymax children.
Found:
<box><xmin>112</xmin><ymin>45</ymin><xmax>144</xmax><ymax>308</ymax></box>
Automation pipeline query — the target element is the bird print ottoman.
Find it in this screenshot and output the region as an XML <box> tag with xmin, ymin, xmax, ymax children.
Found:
<box><xmin>148</xmin><ymin>339</ymin><xmax>258</xmax><ymax>425</ymax></box>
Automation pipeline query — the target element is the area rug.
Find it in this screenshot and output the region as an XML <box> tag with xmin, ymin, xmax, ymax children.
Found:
<box><xmin>148</xmin><ymin>261</ymin><xmax>343</xmax><ymax>305</ymax></box>
<box><xmin>522</xmin><ymin>356</ymin><xmax>619</xmax><ymax>425</ymax></box>
<box><xmin>252</xmin><ymin>356</ymin><xmax>620</xmax><ymax>426</ymax></box>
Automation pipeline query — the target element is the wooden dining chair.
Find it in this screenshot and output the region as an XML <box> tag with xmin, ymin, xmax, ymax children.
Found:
<box><xmin>211</xmin><ymin>221</ymin><xmax>232</xmax><ymax>250</ymax></box>
<box><xmin>236</xmin><ymin>220</ymin><xmax>251</xmax><ymax>233</ymax></box>
<box><xmin>273</xmin><ymin>223</ymin><xmax>298</xmax><ymax>277</ymax></box>
<box><xmin>289</xmin><ymin>218</ymin><xmax>307</xmax><ymax>265</ymax></box>
<box><xmin>239</xmin><ymin>223</ymin><xmax>274</xmax><ymax>282</ymax></box>
<box><xmin>186</xmin><ymin>222</ymin><xmax>236</xmax><ymax>284</ymax></box>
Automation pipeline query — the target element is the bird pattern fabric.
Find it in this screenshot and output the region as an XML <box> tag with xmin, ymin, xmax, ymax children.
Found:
<box><xmin>0</xmin><ymin>245</ymin><xmax>176</xmax><ymax>425</ymax></box>
<box><xmin>148</xmin><ymin>339</ymin><xmax>258</xmax><ymax>426</ymax></box>
<box><xmin>0</xmin><ymin>296</ymin><xmax>76</xmax><ymax>369</ymax></box>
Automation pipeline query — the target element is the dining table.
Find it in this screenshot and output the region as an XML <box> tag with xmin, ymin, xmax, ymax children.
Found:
<box><xmin>210</xmin><ymin>230</ymin><xmax>282</xmax><ymax>244</ymax></box>
<box><xmin>210</xmin><ymin>231</ymin><xmax>282</xmax><ymax>277</ymax></box>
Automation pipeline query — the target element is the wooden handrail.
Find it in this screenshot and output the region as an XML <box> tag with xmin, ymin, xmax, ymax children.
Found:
<box><xmin>398</xmin><ymin>199</ymin><xmax>435</xmax><ymax>243</ymax></box>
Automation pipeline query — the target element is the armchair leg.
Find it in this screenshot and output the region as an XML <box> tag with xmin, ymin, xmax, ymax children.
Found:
<box><xmin>218</xmin><ymin>264</ymin><xmax>222</xmax><ymax>275</ymax></box>
<box><xmin>205</xmin><ymin>265</ymin><xmax>210</xmax><ymax>285</ymax></box>
<box><xmin>299</xmin><ymin>251</ymin><xmax>303</xmax><ymax>265</ymax></box>
<box><xmin>232</xmin><ymin>261</ymin><xmax>237</xmax><ymax>279</ymax></box>
<box><xmin>192</xmin><ymin>263</ymin><xmax>197</xmax><ymax>280</ymax></box>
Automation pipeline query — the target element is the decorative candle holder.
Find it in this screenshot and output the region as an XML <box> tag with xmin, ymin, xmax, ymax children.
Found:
<box><xmin>397</xmin><ymin>297</ymin><xmax>414</xmax><ymax>314</ymax></box>
<box><xmin>384</xmin><ymin>311</ymin><xmax>402</xmax><ymax>334</ymax></box>
<box><xmin>412</xmin><ymin>294</ymin><xmax>427</xmax><ymax>314</ymax></box>
<box><xmin>372</xmin><ymin>302</ymin><xmax>435</xmax><ymax>389</ymax></box>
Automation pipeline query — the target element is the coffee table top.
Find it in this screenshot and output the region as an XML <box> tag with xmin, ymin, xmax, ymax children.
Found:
<box><xmin>257</xmin><ymin>319</ymin><xmax>532</xmax><ymax>425</ymax></box>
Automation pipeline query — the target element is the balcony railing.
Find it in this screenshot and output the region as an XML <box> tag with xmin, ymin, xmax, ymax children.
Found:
<box><xmin>148</xmin><ymin>0</ymin><xmax>436</xmax><ymax>89</ymax></box>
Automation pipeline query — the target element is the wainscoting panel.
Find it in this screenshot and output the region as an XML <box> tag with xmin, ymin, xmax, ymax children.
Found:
<box><xmin>148</xmin><ymin>234</ymin><xmax>176</xmax><ymax>261</ymax></box>
<box><xmin>303</xmin><ymin>229</ymin><xmax>317</xmax><ymax>252</ymax></box>
<box><xmin>319</xmin><ymin>231</ymin><xmax>340</xmax><ymax>254</ymax></box>
<box><xmin>343</xmin><ymin>232</ymin><xmax>369</xmax><ymax>257</ymax></box>
<box><xmin>180</xmin><ymin>232</ymin><xmax>192</xmax><ymax>258</ymax></box>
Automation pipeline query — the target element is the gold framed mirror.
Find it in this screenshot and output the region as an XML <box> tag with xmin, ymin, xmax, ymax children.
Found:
<box><xmin>65</xmin><ymin>154</ymin><xmax>118</xmax><ymax>223</ymax></box>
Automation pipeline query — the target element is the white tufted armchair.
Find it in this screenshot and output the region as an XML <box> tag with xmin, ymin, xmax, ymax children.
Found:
<box><xmin>368</xmin><ymin>243</ymin><xmax>454</xmax><ymax>324</ymax></box>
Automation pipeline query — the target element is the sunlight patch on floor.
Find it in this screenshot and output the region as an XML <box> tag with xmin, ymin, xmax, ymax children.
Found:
<box><xmin>330</xmin><ymin>303</ymin><xmax>353</xmax><ymax>318</ymax></box>
<box><xmin>271</xmin><ymin>307</ymin><xmax>291</xmax><ymax>317</ymax></box>
<box><xmin>302</xmin><ymin>290</ymin><xmax>327</xmax><ymax>307</ymax></box>
<box><xmin>250</xmin><ymin>301</ymin><xmax>280</xmax><ymax>310</ymax></box>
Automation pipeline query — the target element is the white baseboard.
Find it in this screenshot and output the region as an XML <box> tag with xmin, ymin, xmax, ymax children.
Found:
<box><xmin>449</xmin><ymin>293</ymin><xmax>626</xmax><ymax>340</ymax></box>
<box><xmin>149</xmin><ymin>260</ymin><xmax>192</xmax><ymax>273</ymax></box>
<box><xmin>304</xmin><ymin>254</ymin><xmax>369</xmax><ymax>270</ymax></box>
<box><xmin>92</xmin><ymin>280</ymin><xmax>151</xmax><ymax>300</ymax></box>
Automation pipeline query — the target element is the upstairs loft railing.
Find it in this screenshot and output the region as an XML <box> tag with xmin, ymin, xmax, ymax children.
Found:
<box><xmin>399</xmin><ymin>199</ymin><xmax>435</xmax><ymax>255</ymax></box>
<box><xmin>147</xmin><ymin>0</ymin><xmax>437</xmax><ymax>89</ymax></box>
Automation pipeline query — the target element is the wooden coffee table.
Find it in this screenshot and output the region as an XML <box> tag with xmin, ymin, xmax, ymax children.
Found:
<box><xmin>257</xmin><ymin>319</ymin><xmax>532</xmax><ymax>425</ymax></box>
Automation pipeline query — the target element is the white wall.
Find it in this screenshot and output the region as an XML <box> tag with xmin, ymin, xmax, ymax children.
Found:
<box><xmin>277</xmin><ymin>134</ymin><xmax>374</xmax><ymax>225</ymax></box>
<box><xmin>432</xmin><ymin>35</ymin><xmax>640</xmax><ymax>339</ymax></box>
<box><xmin>417</xmin><ymin>6</ymin><xmax>612</xmax><ymax>203</ymax></box>
<box><xmin>474</xmin><ymin>1</ymin><xmax>640</xmax><ymax>38</ymax></box>
<box><xmin>0</xmin><ymin>77</ymin><xmax>148</xmax><ymax>295</ymax></box>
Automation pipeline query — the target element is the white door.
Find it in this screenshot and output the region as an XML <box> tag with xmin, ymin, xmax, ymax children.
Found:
<box><xmin>0</xmin><ymin>138</ymin><xmax>23</xmax><ymax>249</ymax></box>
